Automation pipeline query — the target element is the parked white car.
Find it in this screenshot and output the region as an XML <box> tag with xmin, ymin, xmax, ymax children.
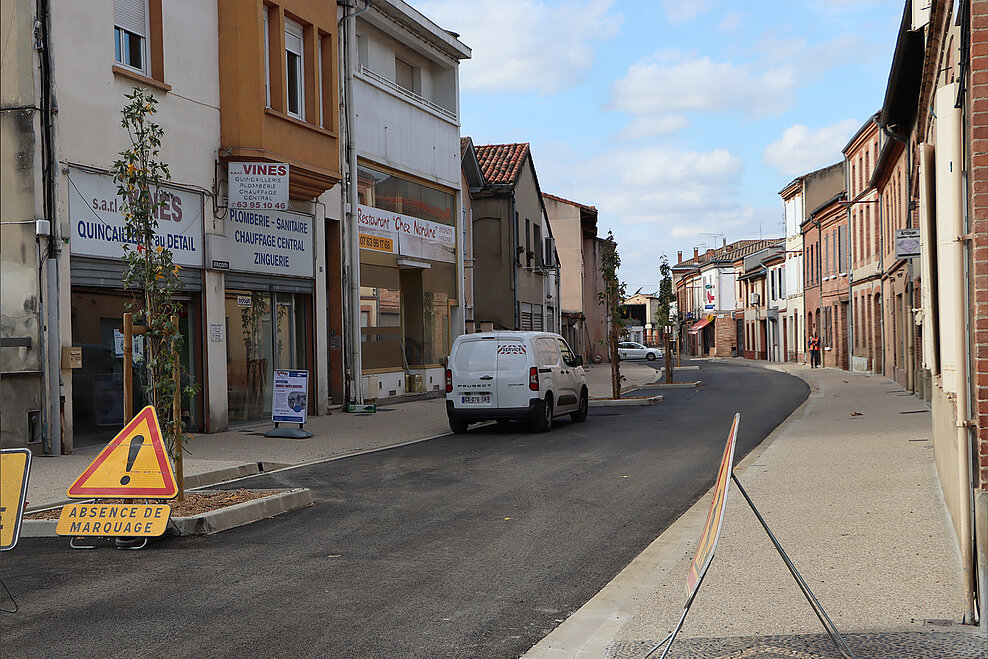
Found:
<box><xmin>617</xmin><ymin>341</ymin><xmax>662</xmax><ymax>361</ymax></box>
<box><xmin>445</xmin><ymin>331</ymin><xmax>588</xmax><ymax>433</ymax></box>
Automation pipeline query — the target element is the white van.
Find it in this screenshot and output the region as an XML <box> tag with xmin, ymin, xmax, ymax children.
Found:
<box><xmin>445</xmin><ymin>331</ymin><xmax>588</xmax><ymax>433</ymax></box>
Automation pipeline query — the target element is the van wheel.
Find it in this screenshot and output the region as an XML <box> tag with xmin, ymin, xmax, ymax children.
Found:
<box><xmin>532</xmin><ymin>395</ymin><xmax>553</xmax><ymax>433</ymax></box>
<box><xmin>449</xmin><ymin>417</ymin><xmax>469</xmax><ymax>434</ymax></box>
<box><xmin>571</xmin><ymin>388</ymin><xmax>588</xmax><ymax>422</ymax></box>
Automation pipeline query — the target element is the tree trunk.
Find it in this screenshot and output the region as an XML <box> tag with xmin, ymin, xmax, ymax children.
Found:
<box><xmin>665</xmin><ymin>331</ymin><xmax>673</xmax><ymax>384</ymax></box>
<box><xmin>610</xmin><ymin>320</ymin><xmax>621</xmax><ymax>399</ymax></box>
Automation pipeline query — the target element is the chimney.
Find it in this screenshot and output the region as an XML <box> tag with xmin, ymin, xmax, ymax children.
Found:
<box><xmin>723</xmin><ymin>237</ymin><xmax>727</xmax><ymax>248</ymax></box>
<box><xmin>677</xmin><ymin>250</ymin><xmax>683</xmax><ymax>263</ymax></box>
<box><xmin>693</xmin><ymin>247</ymin><xmax>699</xmax><ymax>259</ymax></box>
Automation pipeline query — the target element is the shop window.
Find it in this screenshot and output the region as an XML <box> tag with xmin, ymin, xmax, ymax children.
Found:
<box><xmin>357</xmin><ymin>165</ymin><xmax>453</xmax><ymax>225</ymax></box>
<box><xmin>71</xmin><ymin>289</ymin><xmax>201</xmax><ymax>444</ymax></box>
<box><xmin>226</xmin><ymin>290</ymin><xmax>309</xmax><ymax>421</ymax></box>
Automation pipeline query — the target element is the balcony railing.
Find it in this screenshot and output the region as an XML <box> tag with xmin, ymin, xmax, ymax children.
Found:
<box><xmin>359</xmin><ymin>66</ymin><xmax>457</xmax><ymax>121</ymax></box>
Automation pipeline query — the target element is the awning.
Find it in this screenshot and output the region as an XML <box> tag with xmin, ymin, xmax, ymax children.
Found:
<box><xmin>687</xmin><ymin>315</ymin><xmax>715</xmax><ymax>335</ymax></box>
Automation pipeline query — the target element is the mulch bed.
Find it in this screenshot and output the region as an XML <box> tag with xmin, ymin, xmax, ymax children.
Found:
<box><xmin>26</xmin><ymin>489</ymin><xmax>279</xmax><ymax>519</ymax></box>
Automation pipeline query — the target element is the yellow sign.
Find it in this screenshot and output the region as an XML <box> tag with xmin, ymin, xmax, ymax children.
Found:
<box><xmin>686</xmin><ymin>413</ymin><xmax>740</xmax><ymax>601</ymax></box>
<box><xmin>57</xmin><ymin>503</ymin><xmax>170</xmax><ymax>537</ymax></box>
<box><xmin>359</xmin><ymin>233</ymin><xmax>394</xmax><ymax>253</ymax></box>
<box><xmin>67</xmin><ymin>405</ymin><xmax>177</xmax><ymax>499</ymax></box>
<box><xmin>1</xmin><ymin>449</ymin><xmax>32</xmax><ymax>551</ymax></box>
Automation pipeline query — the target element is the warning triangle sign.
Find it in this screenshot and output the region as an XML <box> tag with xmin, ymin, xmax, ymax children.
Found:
<box><xmin>68</xmin><ymin>406</ymin><xmax>178</xmax><ymax>499</ymax></box>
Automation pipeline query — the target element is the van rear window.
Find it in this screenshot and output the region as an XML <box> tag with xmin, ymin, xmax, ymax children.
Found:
<box><xmin>496</xmin><ymin>341</ymin><xmax>528</xmax><ymax>369</ymax></box>
<box><xmin>454</xmin><ymin>339</ymin><xmax>497</xmax><ymax>372</ymax></box>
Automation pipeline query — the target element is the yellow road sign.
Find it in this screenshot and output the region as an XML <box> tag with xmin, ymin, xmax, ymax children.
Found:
<box><xmin>1</xmin><ymin>449</ymin><xmax>32</xmax><ymax>551</ymax></box>
<box><xmin>67</xmin><ymin>405</ymin><xmax>177</xmax><ymax>499</ymax></box>
<box><xmin>56</xmin><ymin>503</ymin><xmax>170</xmax><ymax>537</ymax></box>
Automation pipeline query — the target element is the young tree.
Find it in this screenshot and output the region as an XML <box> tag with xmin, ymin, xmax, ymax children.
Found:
<box><xmin>599</xmin><ymin>232</ymin><xmax>626</xmax><ymax>399</ymax></box>
<box><xmin>655</xmin><ymin>255</ymin><xmax>676</xmax><ymax>383</ymax></box>
<box><xmin>112</xmin><ymin>88</ymin><xmax>196</xmax><ymax>495</ymax></box>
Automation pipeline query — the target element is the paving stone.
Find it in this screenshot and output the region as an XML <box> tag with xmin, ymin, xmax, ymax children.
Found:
<box><xmin>604</xmin><ymin>631</ymin><xmax>988</xmax><ymax>659</ymax></box>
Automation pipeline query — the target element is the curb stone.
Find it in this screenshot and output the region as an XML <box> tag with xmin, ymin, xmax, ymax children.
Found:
<box><xmin>589</xmin><ymin>394</ymin><xmax>664</xmax><ymax>407</ymax></box>
<box><xmin>19</xmin><ymin>488</ymin><xmax>313</xmax><ymax>538</ymax></box>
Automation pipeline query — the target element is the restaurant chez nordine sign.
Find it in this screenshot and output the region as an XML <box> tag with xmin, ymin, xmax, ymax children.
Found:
<box><xmin>357</xmin><ymin>204</ymin><xmax>455</xmax><ymax>263</ymax></box>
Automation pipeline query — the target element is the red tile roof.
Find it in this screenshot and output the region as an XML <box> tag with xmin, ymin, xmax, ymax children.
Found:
<box><xmin>542</xmin><ymin>192</ymin><xmax>597</xmax><ymax>212</ymax></box>
<box><xmin>474</xmin><ymin>143</ymin><xmax>530</xmax><ymax>185</ymax></box>
<box><xmin>673</xmin><ymin>238</ymin><xmax>783</xmax><ymax>269</ymax></box>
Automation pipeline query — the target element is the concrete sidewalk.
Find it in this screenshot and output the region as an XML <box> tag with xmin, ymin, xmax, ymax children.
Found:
<box><xmin>24</xmin><ymin>362</ymin><xmax>658</xmax><ymax>511</ymax></box>
<box><xmin>525</xmin><ymin>360</ymin><xmax>986</xmax><ymax>658</ymax></box>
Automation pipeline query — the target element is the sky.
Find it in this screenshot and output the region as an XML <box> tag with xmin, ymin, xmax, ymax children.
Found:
<box><xmin>410</xmin><ymin>0</ymin><xmax>904</xmax><ymax>293</ymax></box>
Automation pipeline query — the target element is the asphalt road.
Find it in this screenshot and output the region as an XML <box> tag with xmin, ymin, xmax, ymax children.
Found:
<box><xmin>1</xmin><ymin>360</ymin><xmax>808</xmax><ymax>659</ymax></box>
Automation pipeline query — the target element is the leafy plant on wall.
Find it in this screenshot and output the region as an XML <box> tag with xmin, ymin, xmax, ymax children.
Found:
<box><xmin>112</xmin><ymin>88</ymin><xmax>198</xmax><ymax>464</ymax></box>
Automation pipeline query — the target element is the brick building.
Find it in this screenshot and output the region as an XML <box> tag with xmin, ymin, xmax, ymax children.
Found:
<box><xmin>844</xmin><ymin>114</ymin><xmax>884</xmax><ymax>375</ymax></box>
<box><xmin>880</xmin><ymin>0</ymin><xmax>986</xmax><ymax>628</ymax></box>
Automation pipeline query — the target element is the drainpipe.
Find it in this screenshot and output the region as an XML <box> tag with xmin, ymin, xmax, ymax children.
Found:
<box><xmin>339</xmin><ymin>0</ymin><xmax>370</xmax><ymax>403</ymax></box>
<box><xmin>511</xmin><ymin>201</ymin><xmax>518</xmax><ymax>329</ymax></box>
<box><xmin>37</xmin><ymin>0</ymin><xmax>61</xmax><ymax>454</ymax></box>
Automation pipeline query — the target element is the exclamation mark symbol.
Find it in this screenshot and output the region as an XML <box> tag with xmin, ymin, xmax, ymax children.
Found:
<box><xmin>120</xmin><ymin>434</ymin><xmax>145</xmax><ymax>485</ymax></box>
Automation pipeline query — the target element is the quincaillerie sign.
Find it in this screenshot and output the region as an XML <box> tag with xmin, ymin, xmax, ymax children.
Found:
<box><xmin>68</xmin><ymin>167</ymin><xmax>204</xmax><ymax>268</ymax></box>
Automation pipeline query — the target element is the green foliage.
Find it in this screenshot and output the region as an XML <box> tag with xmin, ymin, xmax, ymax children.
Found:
<box><xmin>655</xmin><ymin>255</ymin><xmax>676</xmax><ymax>329</ymax></box>
<box><xmin>598</xmin><ymin>232</ymin><xmax>626</xmax><ymax>398</ymax></box>
<box><xmin>111</xmin><ymin>88</ymin><xmax>197</xmax><ymax>461</ymax></box>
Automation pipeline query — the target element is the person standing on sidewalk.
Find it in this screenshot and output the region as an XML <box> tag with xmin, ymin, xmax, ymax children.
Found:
<box><xmin>808</xmin><ymin>331</ymin><xmax>821</xmax><ymax>368</ymax></box>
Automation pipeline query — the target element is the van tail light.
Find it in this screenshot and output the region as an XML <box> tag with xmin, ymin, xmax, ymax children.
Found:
<box><xmin>529</xmin><ymin>366</ymin><xmax>539</xmax><ymax>391</ymax></box>
<box><xmin>445</xmin><ymin>369</ymin><xmax>453</xmax><ymax>393</ymax></box>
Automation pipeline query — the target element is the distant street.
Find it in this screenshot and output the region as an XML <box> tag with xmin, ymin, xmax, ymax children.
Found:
<box><xmin>1</xmin><ymin>360</ymin><xmax>808</xmax><ymax>659</ymax></box>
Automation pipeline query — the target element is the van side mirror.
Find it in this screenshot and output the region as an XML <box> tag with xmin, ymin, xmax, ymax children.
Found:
<box><xmin>572</xmin><ymin>356</ymin><xmax>583</xmax><ymax>367</ymax></box>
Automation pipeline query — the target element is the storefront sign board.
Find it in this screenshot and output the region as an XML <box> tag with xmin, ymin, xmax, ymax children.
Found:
<box><xmin>228</xmin><ymin>162</ymin><xmax>289</xmax><ymax>210</ymax></box>
<box><xmin>1</xmin><ymin>449</ymin><xmax>32</xmax><ymax>551</ymax></box>
<box><xmin>67</xmin><ymin>405</ymin><xmax>177</xmax><ymax>499</ymax></box>
<box><xmin>223</xmin><ymin>208</ymin><xmax>314</xmax><ymax>278</ymax></box>
<box><xmin>895</xmin><ymin>228</ymin><xmax>921</xmax><ymax>259</ymax></box>
<box><xmin>272</xmin><ymin>370</ymin><xmax>308</xmax><ymax>424</ymax></box>
<box><xmin>357</xmin><ymin>204</ymin><xmax>455</xmax><ymax>263</ymax></box>
<box><xmin>68</xmin><ymin>168</ymin><xmax>204</xmax><ymax>268</ymax></box>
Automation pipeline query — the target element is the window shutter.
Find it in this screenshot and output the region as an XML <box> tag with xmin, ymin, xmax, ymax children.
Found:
<box><xmin>263</xmin><ymin>7</ymin><xmax>270</xmax><ymax>107</ymax></box>
<box><xmin>114</xmin><ymin>0</ymin><xmax>147</xmax><ymax>37</ymax></box>
<box><xmin>285</xmin><ymin>19</ymin><xmax>303</xmax><ymax>55</ymax></box>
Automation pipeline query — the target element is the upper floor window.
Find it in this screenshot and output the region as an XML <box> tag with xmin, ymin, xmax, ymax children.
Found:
<box><xmin>114</xmin><ymin>0</ymin><xmax>148</xmax><ymax>74</ymax></box>
<box><xmin>285</xmin><ymin>19</ymin><xmax>304</xmax><ymax>119</ymax></box>
<box><xmin>261</xmin><ymin>6</ymin><xmax>335</xmax><ymax>130</ymax></box>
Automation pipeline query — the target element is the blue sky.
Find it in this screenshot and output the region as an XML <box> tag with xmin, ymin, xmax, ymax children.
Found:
<box><xmin>412</xmin><ymin>0</ymin><xmax>903</xmax><ymax>291</ymax></box>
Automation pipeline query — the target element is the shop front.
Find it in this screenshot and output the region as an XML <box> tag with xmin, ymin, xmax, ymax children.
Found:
<box><xmin>356</xmin><ymin>164</ymin><xmax>457</xmax><ymax>399</ymax></box>
<box><xmin>215</xmin><ymin>207</ymin><xmax>315</xmax><ymax>422</ymax></box>
<box><xmin>67</xmin><ymin>167</ymin><xmax>205</xmax><ymax>445</ymax></box>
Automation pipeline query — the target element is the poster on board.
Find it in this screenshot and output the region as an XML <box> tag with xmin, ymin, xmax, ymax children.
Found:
<box><xmin>272</xmin><ymin>370</ymin><xmax>308</xmax><ymax>424</ymax></box>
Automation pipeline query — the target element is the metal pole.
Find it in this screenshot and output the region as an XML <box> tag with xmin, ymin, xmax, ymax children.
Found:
<box><xmin>123</xmin><ymin>313</ymin><xmax>133</xmax><ymax>423</ymax></box>
<box><xmin>730</xmin><ymin>472</ymin><xmax>856</xmax><ymax>659</ymax></box>
<box><xmin>172</xmin><ymin>315</ymin><xmax>183</xmax><ymax>502</ymax></box>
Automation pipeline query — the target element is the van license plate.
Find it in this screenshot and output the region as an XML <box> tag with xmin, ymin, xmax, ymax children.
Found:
<box><xmin>462</xmin><ymin>394</ymin><xmax>490</xmax><ymax>404</ymax></box>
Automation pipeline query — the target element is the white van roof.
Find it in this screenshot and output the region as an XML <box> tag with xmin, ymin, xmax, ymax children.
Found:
<box><xmin>456</xmin><ymin>331</ymin><xmax>559</xmax><ymax>342</ymax></box>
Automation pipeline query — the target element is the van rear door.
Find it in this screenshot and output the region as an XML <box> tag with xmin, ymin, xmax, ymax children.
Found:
<box><xmin>451</xmin><ymin>336</ymin><xmax>498</xmax><ymax>409</ymax></box>
<box><xmin>496</xmin><ymin>336</ymin><xmax>532</xmax><ymax>409</ymax></box>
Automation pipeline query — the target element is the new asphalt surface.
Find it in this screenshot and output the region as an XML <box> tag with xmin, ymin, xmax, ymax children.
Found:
<box><xmin>0</xmin><ymin>361</ymin><xmax>808</xmax><ymax>658</ymax></box>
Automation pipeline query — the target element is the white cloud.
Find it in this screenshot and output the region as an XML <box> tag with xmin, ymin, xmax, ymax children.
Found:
<box><xmin>617</xmin><ymin>114</ymin><xmax>689</xmax><ymax>140</ymax></box>
<box><xmin>661</xmin><ymin>0</ymin><xmax>715</xmax><ymax>25</ymax></box>
<box><xmin>610</xmin><ymin>51</ymin><xmax>797</xmax><ymax>117</ymax></box>
<box><xmin>762</xmin><ymin>119</ymin><xmax>859</xmax><ymax>176</ymax></box>
<box><xmin>414</xmin><ymin>0</ymin><xmax>621</xmax><ymax>94</ymax></box>
<box><xmin>718</xmin><ymin>10</ymin><xmax>743</xmax><ymax>32</ymax></box>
